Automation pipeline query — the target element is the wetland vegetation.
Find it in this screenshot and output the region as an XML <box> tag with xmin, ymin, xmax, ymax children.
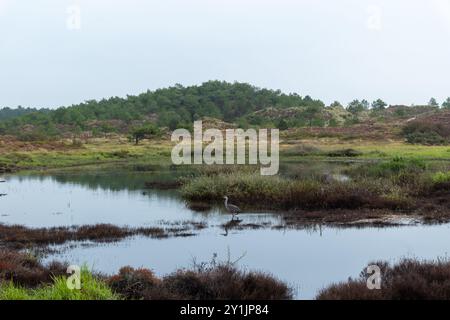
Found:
<box><xmin>2</xmin><ymin>82</ymin><xmax>450</xmax><ymax>300</ymax></box>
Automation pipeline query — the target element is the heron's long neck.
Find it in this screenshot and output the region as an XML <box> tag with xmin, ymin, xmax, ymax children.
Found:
<box><xmin>224</xmin><ymin>198</ymin><xmax>228</xmax><ymax>207</ymax></box>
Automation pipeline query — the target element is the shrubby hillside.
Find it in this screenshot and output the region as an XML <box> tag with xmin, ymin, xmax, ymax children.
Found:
<box><xmin>0</xmin><ymin>81</ymin><xmax>322</xmax><ymax>139</ymax></box>
<box><xmin>0</xmin><ymin>80</ymin><xmax>449</xmax><ymax>144</ymax></box>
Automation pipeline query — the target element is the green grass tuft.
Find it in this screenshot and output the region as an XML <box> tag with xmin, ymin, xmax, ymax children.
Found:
<box><xmin>0</xmin><ymin>267</ymin><xmax>119</xmax><ymax>300</ymax></box>
<box><xmin>431</xmin><ymin>171</ymin><xmax>450</xmax><ymax>184</ymax></box>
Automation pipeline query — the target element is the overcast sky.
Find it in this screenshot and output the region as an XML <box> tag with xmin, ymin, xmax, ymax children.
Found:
<box><xmin>1</xmin><ymin>0</ymin><xmax>450</xmax><ymax>108</ymax></box>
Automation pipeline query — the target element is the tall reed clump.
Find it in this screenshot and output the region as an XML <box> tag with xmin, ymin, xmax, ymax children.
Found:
<box><xmin>181</xmin><ymin>172</ymin><xmax>318</xmax><ymax>207</ymax></box>
<box><xmin>317</xmin><ymin>258</ymin><xmax>450</xmax><ymax>300</ymax></box>
<box><xmin>181</xmin><ymin>172</ymin><xmax>409</xmax><ymax>210</ymax></box>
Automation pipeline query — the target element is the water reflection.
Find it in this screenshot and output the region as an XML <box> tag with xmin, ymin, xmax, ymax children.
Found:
<box><xmin>0</xmin><ymin>171</ymin><xmax>280</xmax><ymax>227</ymax></box>
<box><xmin>2</xmin><ymin>170</ymin><xmax>450</xmax><ymax>299</ymax></box>
<box><xmin>45</xmin><ymin>224</ymin><xmax>450</xmax><ymax>299</ymax></box>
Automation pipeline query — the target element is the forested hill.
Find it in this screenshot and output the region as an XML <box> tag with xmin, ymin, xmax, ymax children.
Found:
<box><xmin>0</xmin><ymin>81</ymin><xmax>448</xmax><ymax>142</ymax></box>
<box><xmin>0</xmin><ymin>81</ymin><xmax>324</xmax><ymax>138</ymax></box>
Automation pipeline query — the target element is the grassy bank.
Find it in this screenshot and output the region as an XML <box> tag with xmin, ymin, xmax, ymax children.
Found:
<box><xmin>0</xmin><ymin>138</ymin><xmax>172</xmax><ymax>172</ymax></box>
<box><xmin>281</xmin><ymin>141</ymin><xmax>450</xmax><ymax>160</ymax></box>
<box><xmin>2</xmin><ymin>137</ymin><xmax>450</xmax><ymax>173</ymax></box>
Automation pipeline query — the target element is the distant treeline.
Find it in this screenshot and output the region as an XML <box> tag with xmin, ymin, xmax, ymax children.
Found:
<box><xmin>0</xmin><ymin>81</ymin><xmax>323</xmax><ymax>138</ymax></box>
<box><xmin>0</xmin><ymin>81</ymin><xmax>449</xmax><ymax>141</ymax></box>
<box><xmin>0</xmin><ymin>106</ymin><xmax>50</xmax><ymax>121</ymax></box>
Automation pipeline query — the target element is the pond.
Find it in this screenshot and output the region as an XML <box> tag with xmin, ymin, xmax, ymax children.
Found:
<box><xmin>1</xmin><ymin>170</ymin><xmax>450</xmax><ymax>299</ymax></box>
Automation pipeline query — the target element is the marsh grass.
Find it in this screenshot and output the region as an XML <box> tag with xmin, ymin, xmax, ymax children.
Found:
<box><xmin>181</xmin><ymin>172</ymin><xmax>410</xmax><ymax>210</ymax></box>
<box><xmin>346</xmin><ymin>157</ymin><xmax>427</xmax><ymax>178</ymax></box>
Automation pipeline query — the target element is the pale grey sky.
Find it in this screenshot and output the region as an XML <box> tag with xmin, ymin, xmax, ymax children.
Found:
<box><xmin>1</xmin><ymin>0</ymin><xmax>450</xmax><ymax>108</ymax></box>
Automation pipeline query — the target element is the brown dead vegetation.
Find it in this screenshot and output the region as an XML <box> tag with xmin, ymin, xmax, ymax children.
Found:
<box><xmin>317</xmin><ymin>258</ymin><xmax>450</xmax><ymax>300</ymax></box>
<box><xmin>0</xmin><ymin>222</ymin><xmax>205</xmax><ymax>249</ymax></box>
<box><xmin>0</xmin><ymin>249</ymin><xmax>68</xmax><ymax>287</ymax></box>
<box><xmin>108</xmin><ymin>264</ymin><xmax>292</xmax><ymax>300</ymax></box>
<box><xmin>0</xmin><ymin>136</ymin><xmax>83</xmax><ymax>152</ymax></box>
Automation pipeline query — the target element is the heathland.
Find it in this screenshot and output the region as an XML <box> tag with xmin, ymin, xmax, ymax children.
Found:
<box><xmin>2</xmin><ymin>81</ymin><xmax>450</xmax><ymax>299</ymax></box>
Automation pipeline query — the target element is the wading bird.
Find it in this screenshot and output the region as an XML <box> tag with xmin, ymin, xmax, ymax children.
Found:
<box><xmin>223</xmin><ymin>196</ymin><xmax>241</xmax><ymax>219</ymax></box>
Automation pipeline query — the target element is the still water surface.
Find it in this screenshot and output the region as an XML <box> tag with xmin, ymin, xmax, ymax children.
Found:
<box><xmin>1</xmin><ymin>171</ymin><xmax>449</xmax><ymax>299</ymax></box>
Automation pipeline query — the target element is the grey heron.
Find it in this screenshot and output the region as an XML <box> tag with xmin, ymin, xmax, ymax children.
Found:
<box><xmin>223</xmin><ymin>196</ymin><xmax>241</xmax><ymax>218</ymax></box>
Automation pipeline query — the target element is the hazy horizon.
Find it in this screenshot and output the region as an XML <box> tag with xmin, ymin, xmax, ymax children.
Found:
<box><xmin>1</xmin><ymin>0</ymin><xmax>450</xmax><ymax>109</ymax></box>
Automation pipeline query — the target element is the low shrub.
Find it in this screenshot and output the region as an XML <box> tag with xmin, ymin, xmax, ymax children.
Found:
<box><xmin>108</xmin><ymin>266</ymin><xmax>165</xmax><ymax>299</ymax></box>
<box><xmin>101</xmin><ymin>150</ymin><xmax>134</xmax><ymax>159</ymax></box>
<box><xmin>405</xmin><ymin>131</ymin><xmax>447</xmax><ymax>145</ymax></box>
<box><xmin>108</xmin><ymin>264</ymin><xmax>292</xmax><ymax>300</ymax></box>
<box><xmin>164</xmin><ymin>265</ymin><xmax>291</xmax><ymax>300</ymax></box>
<box><xmin>0</xmin><ymin>249</ymin><xmax>67</xmax><ymax>287</ymax></box>
<box><xmin>403</xmin><ymin>120</ymin><xmax>450</xmax><ymax>145</ymax></box>
<box><xmin>326</xmin><ymin>148</ymin><xmax>362</xmax><ymax>157</ymax></box>
<box><xmin>317</xmin><ymin>258</ymin><xmax>450</xmax><ymax>300</ymax></box>
<box><xmin>283</xmin><ymin>144</ymin><xmax>322</xmax><ymax>157</ymax></box>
